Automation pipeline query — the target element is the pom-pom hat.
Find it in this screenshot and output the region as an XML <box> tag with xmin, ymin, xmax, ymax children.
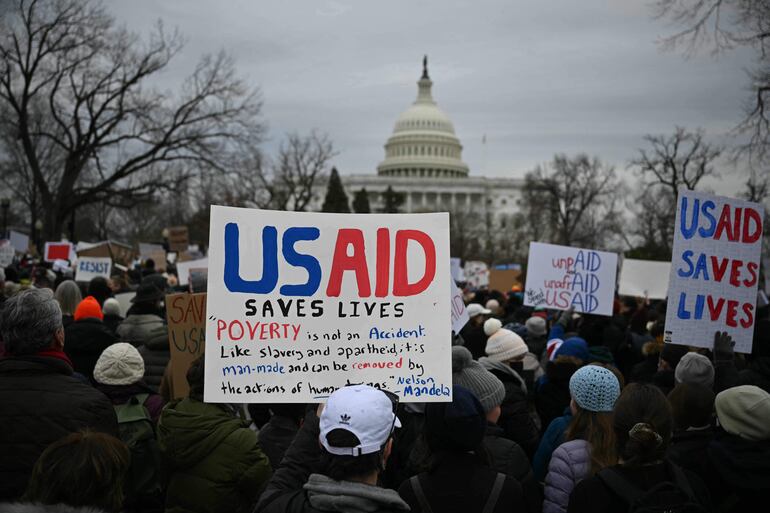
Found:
<box><xmin>484</xmin><ymin>318</ymin><xmax>528</xmax><ymax>362</ymax></box>
<box><xmin>569</xmin><ymin>365</ymin><xmax>621</xmax><ymax>412</ymax></box>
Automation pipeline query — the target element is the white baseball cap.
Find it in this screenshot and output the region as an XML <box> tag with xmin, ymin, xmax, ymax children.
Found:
<box><xmin>319</xmin><ymin>385</ymin><xmax>401</xmax><ymax>456</ymax></box>
<box><xmin>466</xmin><ymin>303</ymin><xmax>492</xmax><ymax>318</ymax></box>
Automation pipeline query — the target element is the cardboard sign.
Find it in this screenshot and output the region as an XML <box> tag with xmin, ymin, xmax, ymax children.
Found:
<box><xmin>167</xmin><ymin>226</ymin><xmax>189</xmax><ymax>252</ymax></box>
<box><xmin>139</xmin><ymin>243</ymin><xmax>164</xmax><ymax>259</ymax></box>
<box><xmin>489</xmin><ymin>268</ymin><xmax>522</xmax><ymax>293</ymax></box>
<box><xmin>74</xmin><ymin>257</ymin><xmax>112</xmax><ymax>282</ymax></box>
<box><xmin>524</xmin><ymin>242</ymin><xmax>618</xmax><ymax>316</ymax></box>
<box><xmin>618</xmin><ymin>259</ymin><xmax>671</xmax><ymax>300</ymax></box>
<box><xmin>664</xmin><ymin>190</ymin><xmax>764</xmax><ymax>353</ymax></box>
<box><xmin>0</xmin><ymin>240</ymin><xmax>14</xmax><ymax>267</ymax></box>
<box><xmin>450</xmin><ymin>278</ymin><xmax>469</xmax><ymax>333</ymax></box>
<box><xmin>176</xmin><ymin>257</ymin><xmax>208</xmax><ymax>287</ymax></box>
<box><xmin>167</xmin><ymin>293</ymin><xmax>207</xmax><ymax>399</ymax></box>
<box><xmin>204</xmin><ymin>206</ymin><xmax>451</xmax><ymax>403</ymax></box>
<box><xmin>9</xmin><ymin>231</ymin><xmax>28</xmax><ymax>253</ymax></box>
<box><xmin>464</xmin><ymin>261</ymin><xmax>489</xmax><ymax>289</ymax></box>
<box><xmin>44</xmin><ymin>242</ymin><xmax>73</xmax><ymax>262</ymax></box>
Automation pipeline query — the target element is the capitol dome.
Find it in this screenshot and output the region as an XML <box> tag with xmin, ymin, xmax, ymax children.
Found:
<box><xmin>377</xmin><ymin>57</ymin><xmax>469</xmax><ymax>179</ymax></box>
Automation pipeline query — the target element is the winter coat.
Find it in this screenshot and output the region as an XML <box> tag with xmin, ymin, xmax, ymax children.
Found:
<box><xmin>0</xmin><ymin>504</ymin><xmax>110</xmax><ymax>513</ymax></box>
<box><xmin>480</xmin><ymin>358</ymin><xmax>541</xmax><ymax>458</ymax></box>
<box><xmin>102</xmin><ymin>313</ymin><xmax>123</xmax><ymax>336</ymax></box>
<box><xmin>707</xmin><ymin>430</ymin><xmax>770</xmax><ymax>510</ymax></box>
<box><xmin>258</xmin><ymin>415</ymin><xmax>300</xmax><ymax>471</ymax></box>
<box><xmin>535</xmin><ymin>358</ymin><xmax>580</xmax><ymax>431</ymax></box>
<box><xmin>117</xmin><ymin>313</ymin><xmax>167</xmax><ymax>347</ymax></box>
<box><xmin>64</xmin><ymin>318</ymin><xmax>118</xmax><ymax>381</ymax></box>
<box><xmin>483</xmin><ymin>423</ymin><xmax>542</xmax><ymax>513</ymax></box>
<box><xmin>567</xmin><ymin>461</ymin><xmax>711</xmax><ymax>513</ymax></box>
<box><xmin>158</xmin><ymin>398</ymin><xmax>272</xmax><ymax>513</ymax></box>
<box><xmin>118</xmin><ymin>313</ymin><xmax>169</xmax><ymax>391</ymax></box>
<box><xmin>397</xmin><ymin>451</ymin><xmax>524</xmax><ymax>513</ymax></box>
<box><xmin>667</xmin><ymin>427</ymin><xmax>720</xmax><ymax>495</ymax></box>
<box><xmin>460</xmin><ymin>322</ymin><xmax>488</xmax><ymax>360</ymax></box>
<box><xmin>543</xmin><ymin>440</ymin><xmax>591</xmax><ymax>513</ymax></box>
<box><xmin>94</xmin><ymin>381</ymin><xmax>166</xmax><ymax>423</ymax></box>
<box><xmin>0</xmin><ymin>355</ymin><xmax>118</xmax><ymax>501</ymax></box>
<box><xmin>533</xmin><ymin>413</ymin><xmax>571</xmax><ymax>482</ymax></box>
<box><xmin>736</xmin><ymin>357</ymin><xmax>770</xmax><ymax>392</ymax></box>
<box><xmin>257</xmin><ymin>412</ymin><xmax>409</xmax><ymax>513</ymax></box>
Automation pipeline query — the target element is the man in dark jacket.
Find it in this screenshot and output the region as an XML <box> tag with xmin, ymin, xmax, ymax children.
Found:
<box><xmin>258</xmin><ymin>403</ymin><xmax>306</xmax><ymax>471</ymax></box>
<box><xmin>0</xmin><ymin>288</ymin><xmax>118</xmax><ymax>501</ymax></box>
<box><xmin>64</xmin><ymin>295</ymin><xmax>118</xmax><ymax>381</ymax></box>
<box><xmin>257</xmin><ymin>385</ymin><xmax>410</xmax><ymax>513</ymax></box>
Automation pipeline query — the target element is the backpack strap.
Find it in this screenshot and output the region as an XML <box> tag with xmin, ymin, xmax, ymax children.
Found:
<box><xmin>409</xmin><ymin>475</ymin><xmax>434</xmax><ymax>513</ymax></box>
<box><xmin>482</xmin><ymin>473</ymin><xmax>506</xmax><ymax>513</ymax></box>
<box><xmin>667</xmin><ymin>461</ymin><xmax>696</xmax><ymax>502</ymax></box>
<box><xmin>131</xmin><ymin>393</ymin><xmax>150</xmax><ymax>405</ymax></box>
<box><xmin>597</xmin><ymin>467</ymin><xmax>645</xmax><ymax>506</ymax></box>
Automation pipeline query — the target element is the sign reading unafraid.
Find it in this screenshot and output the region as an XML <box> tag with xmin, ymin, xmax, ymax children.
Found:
<box><xmin>665</xmin><ymin>190</ymin><xmax>764</xmax><ymax>354</ymax></box>
<box><xmin>75</xmin><ymin>257</ymin><xmax>112</xmax><ymax>282</ymax></box>
<box><xmin>204</xmin><ymin>206</ymin><xmax>452</xmax><ymax>403</ymax></box>
<box><xmin>524</xmin><ymin>242</ymin><xmax>618</xmax><ymax>316</ymax></box>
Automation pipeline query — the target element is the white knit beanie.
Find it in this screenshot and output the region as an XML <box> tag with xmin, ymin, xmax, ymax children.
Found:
<box><xmin>102</xmin><ymin>297</ymin><xmax>121</xmax><ymax>317</ymax></box>
<box><xmin>484</xmin><ymin>318</ymin><xmax>528</xmax><ymax>362</ymax></box>
<box><xmin>93</xmin><ymin>343</ymin><xmax>145</xmax><ymax>386</ymax></box>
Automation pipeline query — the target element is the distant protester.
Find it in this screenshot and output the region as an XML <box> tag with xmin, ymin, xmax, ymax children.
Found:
<box><xmin>460</xmin><ymin>303</ymin><xmax>493</xmax><ymax>360</ymax></box>
<box><xmin>64</xmin><ymin>296</ymin><xmax>118</xmax><ymax>381</ymax></box>
<box><xmin>536</xmin><ymin>337</ymin><xmax>588</xmax><ymax>430</ymax></box>
<box><xmin>0</xmin><ymin>289</ymin><xmax>118</xmax><ymax>501</ymax></box>
<box><xmin>87</xmin><ymin>277</ymin><xmax>113</xmax><ymax>307</ymax></box>
<box><xmin>54</xmin><ymin>280</ymin><xmax>82</xmax><ymax>328</ymax></box>
<box><xmin>257</xmin><ymin>403</ymin><xmax>307</xmax><ymax>471</ymax></box>
<box><xmin>674</xmin><ymin>352</ymin><xmax>715</xmax><ymax>389</ymax></box>
<box><xmin>101</xmin><ymin>298</ymin><xmax>124</xmax><ymax>335</ymax></box>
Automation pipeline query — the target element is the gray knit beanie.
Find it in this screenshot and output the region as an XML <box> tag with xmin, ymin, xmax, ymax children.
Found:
<box><xmin>675</xmin><ymin>352</ymin><xmax>715</xmax><ymax>389</ymax></box>
<box><xmin>452</xmin><ymin>346</ymin><xmax>505</xmax><ymax>413</ymax></box>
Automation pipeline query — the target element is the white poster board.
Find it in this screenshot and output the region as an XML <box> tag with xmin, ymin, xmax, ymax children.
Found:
<box><xmin>450</xmin><ymin>277</ymin><xmax>469</xmax><ymax>333</ymax></box>
<box><xmin>464</xmin><ymin>260</ymin><xmax>489</xmax><ymax>289</ymax></box>
<box><xmin>524</xmin><ymin>242</ymin><xmax>618</xmax><ymax>316</ymax></box>
<box><xmin>204</xmin><ymin>206</ymin><xmax>451</xmax><ymax>403</ymax></box>
<box><xmin>0</xmin><ymin>240</ymin><xmax>14</xmax><ymax>267</ymax></box>
<box><xmin>176</xmin><ymin>257</ymin><xmax>208</xmax><ymax>287</ymax></box>
<box><xmin>665</xmin><ymin>189</ymin><xmax>764</xmax><ymax>354</ymax></box>
<box><xmin>115</xmin><ymin>291</ymin><xmax>136</xmax><ymax>317</ymax></box>
<box><xmin>619</xmin><ymin>259</ymin><xmax>671</xmax><ymax>300</ymax></box>
<box><xmin>450</xmin><ymin>257</ymin><xmax>465</xmax><ymax>282</ymax></box>
<box><xmin>74</xmin><ymin>257</ymin><xmax>112</xmax><ymax>282</ymax></box>
<box><xmin>9</xmin><ymin>231</ymin><xmax>28</xmax><ymax>253</ymax></box>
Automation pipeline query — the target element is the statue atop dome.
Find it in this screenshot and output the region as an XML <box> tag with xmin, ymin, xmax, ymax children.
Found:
<box><xmin>422</xmin><ymin>55</ymin><xmax>429</xmax><ymax>79</ymax></box>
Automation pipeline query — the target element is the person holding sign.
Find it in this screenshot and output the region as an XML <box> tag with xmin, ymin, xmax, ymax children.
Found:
<box><xmin>257</xmin><ymin>385</ymin><xmax>410</xmax><ymax>513</ymax></box>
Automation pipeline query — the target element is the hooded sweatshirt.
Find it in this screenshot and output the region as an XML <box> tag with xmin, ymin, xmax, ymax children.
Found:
<box><xmin>303</xmin><ymin>474</ymin><xmax>409</xmax><ymax>513</ymax></box>
<box><xmin>158</xmin><ymin>398</ymin><xmax>272</xmax><ymax>513</ymax></box>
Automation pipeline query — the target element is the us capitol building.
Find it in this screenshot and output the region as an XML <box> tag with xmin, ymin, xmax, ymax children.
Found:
<box><xmin>311</xmin><ymin>58</ymin><xmax>523</xmax><ymax>220</ymax></box>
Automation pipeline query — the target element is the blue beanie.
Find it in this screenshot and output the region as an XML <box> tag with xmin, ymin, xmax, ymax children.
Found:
<box><xmin>555</xmin><ymin>337</ymin><xmax>589</xmax><ymax>362</ymax></box>
<box><xmin>569</xmin><ymin>365</ymin><xmax>620</xmax><ymax>412</ymax></box>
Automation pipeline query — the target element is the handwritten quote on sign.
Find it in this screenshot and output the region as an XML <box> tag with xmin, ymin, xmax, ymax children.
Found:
<box><xmin>524</xmin><ymin>242</ymin><xmax>618</xmax><ymax>316</ymax></box>
<box><xmin>665</xmin><ymin>190</ymin><xmax>764</xmax><ymax>354</ymax></box>
<box><xmin>204</xmin><ymin>206</ymin><xmax>451</xmax><ymax>403</ymax></box>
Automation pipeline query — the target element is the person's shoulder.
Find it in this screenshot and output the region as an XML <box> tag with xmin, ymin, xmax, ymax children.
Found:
<box><xmin>553</xmin><ymin>439</ymin><xmax>591</xmax><ymax>461</ymax></box>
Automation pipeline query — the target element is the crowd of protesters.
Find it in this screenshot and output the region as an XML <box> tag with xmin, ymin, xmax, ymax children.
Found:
<box><xmin>0</xmin><ymin>257</ymin><xmax>769</xmax><ymax>513</ymax></box>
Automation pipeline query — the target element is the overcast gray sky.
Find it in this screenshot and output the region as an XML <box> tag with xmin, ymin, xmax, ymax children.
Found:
<box><xmin>106</xmin><ymin>0</ymin><xmax>754</xmax><ymax>195</ymax></box>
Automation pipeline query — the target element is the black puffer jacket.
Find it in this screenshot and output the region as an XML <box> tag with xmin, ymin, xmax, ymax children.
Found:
<box><xmin>118</xmin><ymin>310</ymin><xmax>170</xmax><ymax>392</ymax></box>
<box><xmin>667</xmin><ymin>427</ymin><xmax>720</xmax><ymax>494</ymax></box>
<box><xmin>0</xmin><ymin>355</ymin><xmax>118</xmax><ymax>501</ymax></box>
<box><xmin>483</xmin><ymin>424</ymin><xmax>542</xmax><ymax>513</ymax></box>
<box><xmin>63</xmin><ymin>319</ymin><xmax>118</xmax><ymax>381</ymax></box>
<box><xmin>135</xmin><ymin>323</ymin><xmax>170</xmax><ymax>392</ymax></box>
<box><xmin>708</xmin><ymin>430</ymin><xmax>770</xmax><ymax>510</ymax></box>
<box><xmin>535</xmin><ymin>358</ymin><xmax>580</xmax><ymax>431</ymax></box>
<box><xmin>480</xmin><ymin>358</ymin><xmax>540</xmax><ymax>459</ymax></box>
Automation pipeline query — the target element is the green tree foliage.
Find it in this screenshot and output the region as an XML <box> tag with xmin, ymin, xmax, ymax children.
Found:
<box><xmin>321</xmin><ymin>167</ymin><xmax>350</xmax><ymax>213</ymax></box>
<box><xmin>380</xmin><ymin>186</ymin><xmax>405</xmax><ymax>213</ymax></box>
<box><xmin>352</xmin><ymin>188</ymin><xmax>371</xmax><ymax>213</ymax></box>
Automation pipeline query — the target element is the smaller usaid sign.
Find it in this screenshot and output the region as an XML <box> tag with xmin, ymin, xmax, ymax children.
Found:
<box><xmin>524</xmin><ymin>242</ymin><xmax>618</xmax><ymax>316</ymax></box>
<box><xmin>75</xmin><ymin>257</ymin><xmax>112</xmax><ymax>282</ymax></box>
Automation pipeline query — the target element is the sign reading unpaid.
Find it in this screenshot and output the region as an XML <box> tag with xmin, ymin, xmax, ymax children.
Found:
<box><xmin>524</xmin><ymin>242</ymin><xmax>618</xmax><ymax>316</ymax></box>
<box><xmin>665</xmin><ymin>189</ymin><xmax>764</xmax><ymax>353</ymax></box>
<box><xmin>204</xmin><ymin>206</ymin><xmax>451</xmax><ymax>403</ymax></box>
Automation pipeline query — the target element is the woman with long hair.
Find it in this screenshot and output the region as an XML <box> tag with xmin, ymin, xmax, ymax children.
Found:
<box><xmin>543</xmin><ymin>365</ymin><xmax>621</xmax><ymax>513</ymax></box>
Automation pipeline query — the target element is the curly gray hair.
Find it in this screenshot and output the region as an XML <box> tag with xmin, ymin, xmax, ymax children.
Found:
<box><xmin>0</xmin><ymin>288</ymin><xmax>63</xmax><ymax>355</ymax></box>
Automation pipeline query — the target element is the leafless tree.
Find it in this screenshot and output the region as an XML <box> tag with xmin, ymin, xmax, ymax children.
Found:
<box><xmin>0</xmin><ymin>0</ymin><xmax>263</xmax><ymax>241</ymax></box>
<box><xmin>654</xmin><ymin>0</ymin><xmax>770</xmax><ymax>164</ymax></box>
<box><xmin>522</xmin><ymin>154</ymin><xmax>622</xmax><ymax>248</ymax></box>
<box><xmin>630</xmin><ymin>126</ymin><xmax>722</xmax><ymax>198</ymax></box>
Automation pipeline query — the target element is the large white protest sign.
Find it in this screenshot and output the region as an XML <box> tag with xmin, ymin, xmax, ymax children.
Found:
<box><xmin>204</xmin><ymin>206</ymin><xmax>451</xmax><ymax>403</ymax></box>
<box><xmin>665</xmin><ymin>190</ymin><xmax>764</xmax><ymax>354</ymax></box>
<box><xmin>524</xmin><ymin>242</ymin><xmax>618</xmax><ymax>316</ymax></box>
<box><xmin>9</xmin><ymin>231</ymin><xmax>28</xmax><ymax>253</ymax></box>
<box><xmin>450</xmin><ymin>278</ymin><xmax>469</xmax><ymax>333</ymax></box>
<box><xmin>464</xmin><ymin>260</ymin><xmax>488</xmax><ymax>288</ymax></box>
<box><xmin>75</xmin><ymin>257</ymin><xmax>112</xmax><ymax>282</ymax></box>
<box><xmin>450</xmin><ymin>258</ymin><xmax>465</xmax><ymax>282</ymax></box>
<box><xmin>619</xmin><ymin>259</ymin><xmax>671</xmax><ymax>300</ymax></box>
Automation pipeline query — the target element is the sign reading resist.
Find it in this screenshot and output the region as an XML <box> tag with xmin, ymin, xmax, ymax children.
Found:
<box><xmin>524</xmin><ymin>242</ymin><xmax>618</xmax><ymax>316</ymax></box>
<box><xmin>665</xmin><ymin>189</ymin><xmax>764</xmax><ymax>353</ymax></box>
<box><xmin>75</xmin><ymin>256</ymin><xmax>112</xmax><ymax>282</ymax></box>
<box><xmin>204</xmin><ymin>206</ymin><xmax>451</xmax><ymax>403</ymax></box>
